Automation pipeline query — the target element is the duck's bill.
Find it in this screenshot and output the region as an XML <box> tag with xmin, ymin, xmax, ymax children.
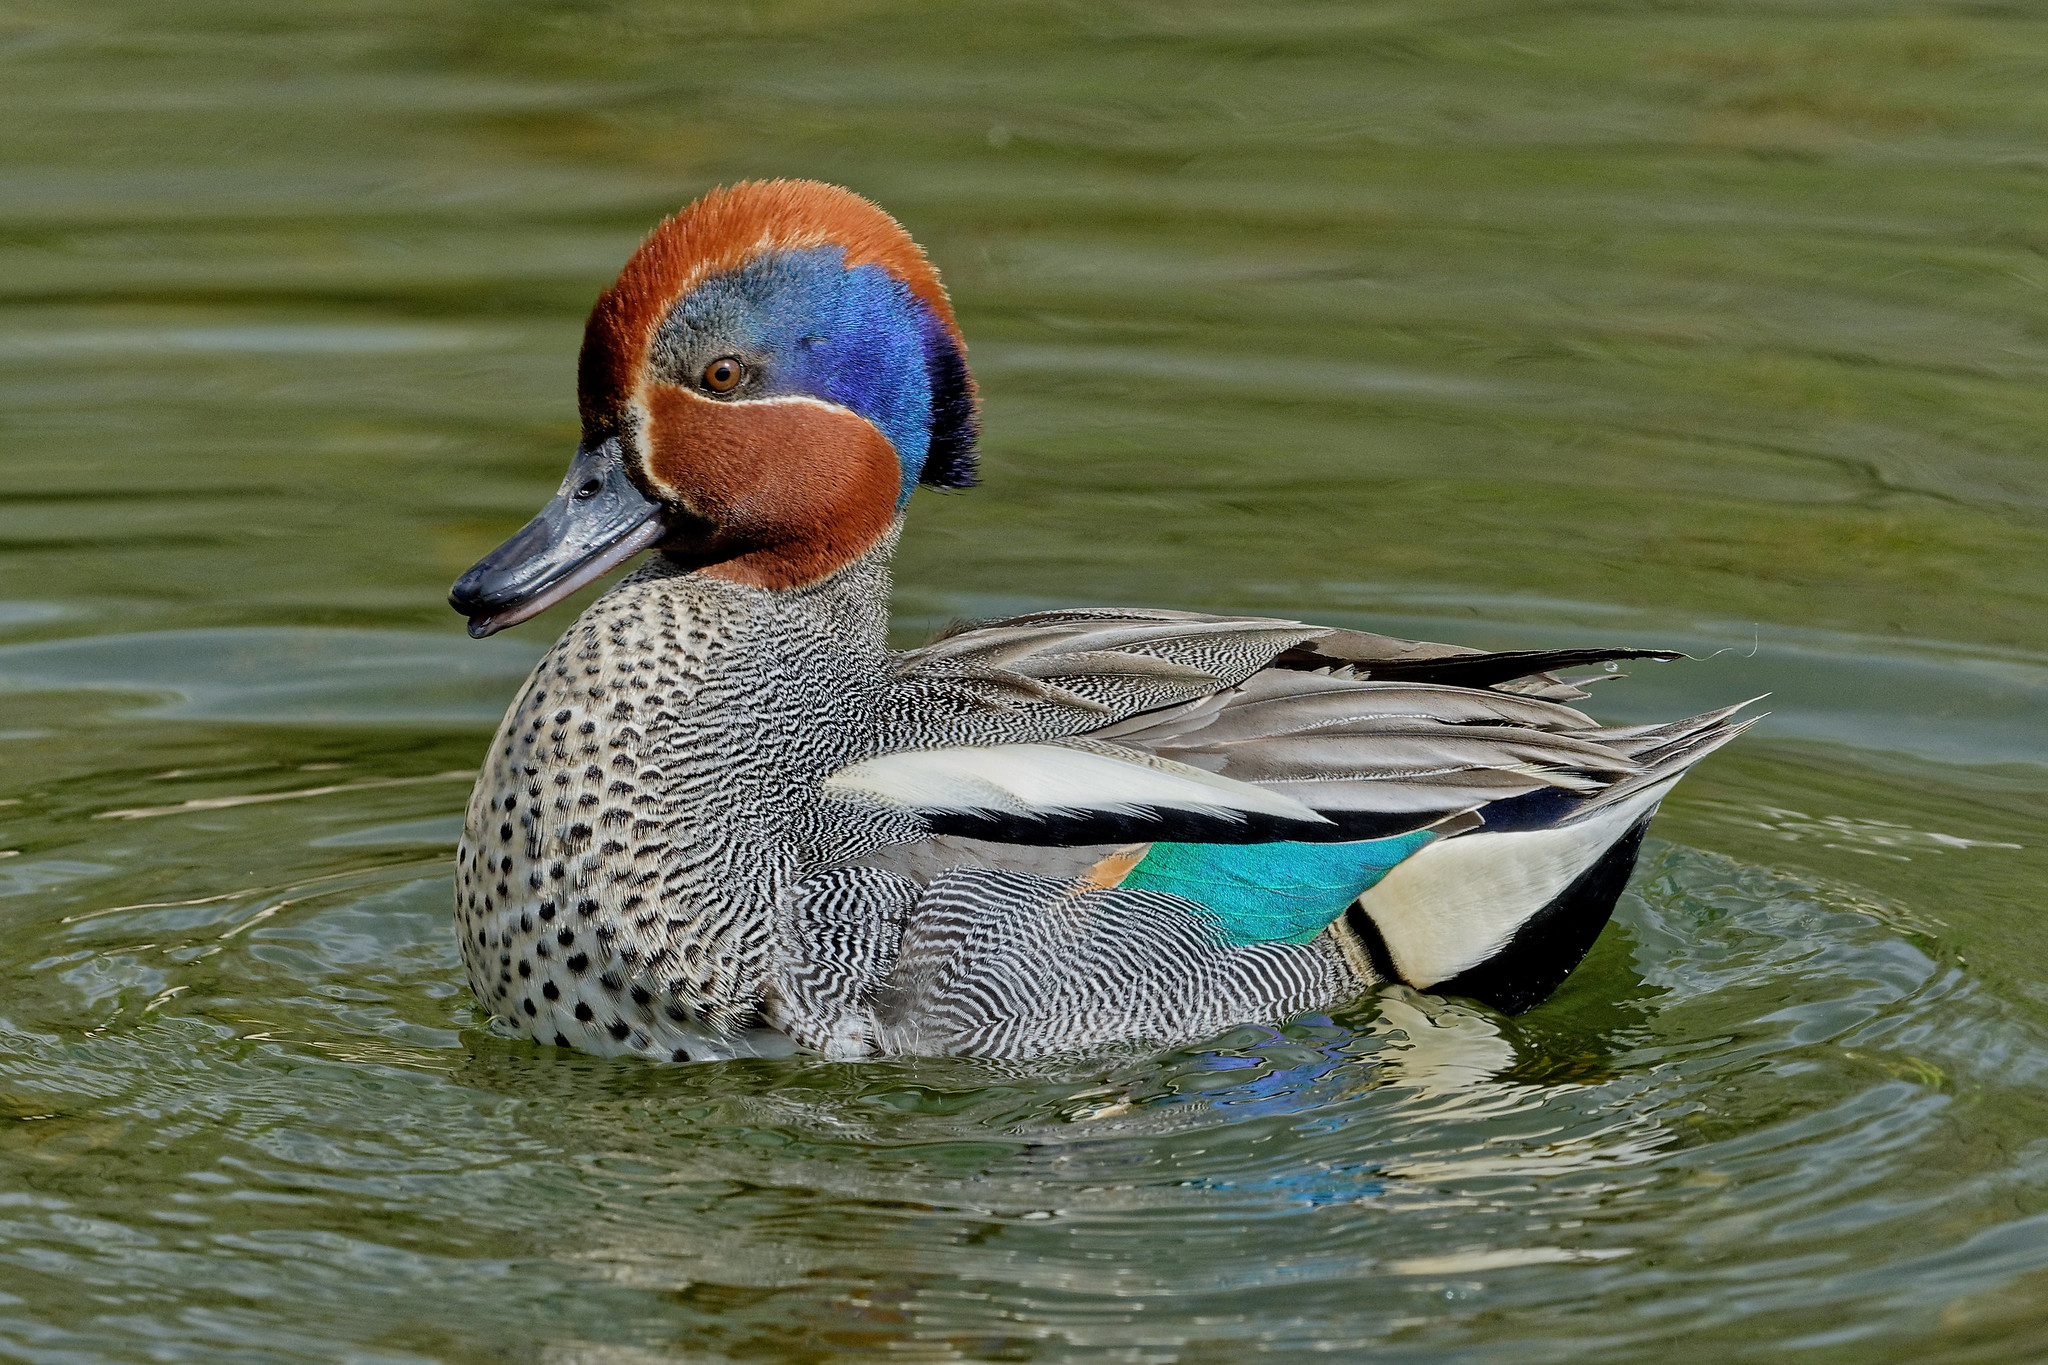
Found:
<box><xmin>448</xmin><ymin>439</ymin><xmax>667</xmax><ymax>639</ymax></box>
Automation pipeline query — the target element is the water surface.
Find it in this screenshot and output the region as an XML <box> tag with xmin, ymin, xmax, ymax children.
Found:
<box><xmin>2</xmin><ymin>3</ymin><xmax>2046</xmax><ymax>1361</ymax></box>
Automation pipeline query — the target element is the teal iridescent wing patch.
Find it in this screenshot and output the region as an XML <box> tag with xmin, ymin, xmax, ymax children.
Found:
<box><xmin>1118</xmin><ymin>831</ymin><xmax>1435</xmax><ymax>945</ymax></box>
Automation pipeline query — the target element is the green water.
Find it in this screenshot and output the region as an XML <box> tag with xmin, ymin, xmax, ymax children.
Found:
<box><xmin>3</xmin><ymin>2</ymin><xmax>2047</xmax><ymax>1359</ymax></box>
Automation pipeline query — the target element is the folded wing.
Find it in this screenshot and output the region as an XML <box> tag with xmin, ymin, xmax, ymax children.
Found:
<box><xmin>824</xmin><ymin>606</ymin><xmax>1755</xmax><ymax>1018</ymax></box>
<box><xmin>854</xmin><ymin>608</ymin><xmax>1729</xmax><ymax>844</ymax></box>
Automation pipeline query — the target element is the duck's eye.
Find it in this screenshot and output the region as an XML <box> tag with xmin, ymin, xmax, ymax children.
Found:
<box><xmin>701</xmin><ymin>356</ymin><xmax>744</xmax><ymax>394</ymax></box>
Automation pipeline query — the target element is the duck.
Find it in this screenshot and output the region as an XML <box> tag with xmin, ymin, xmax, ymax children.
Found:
<box><xmin>445</xmin><ymin>179</ymin><xmax>1752</xmax><ymax>1064</ymax></box>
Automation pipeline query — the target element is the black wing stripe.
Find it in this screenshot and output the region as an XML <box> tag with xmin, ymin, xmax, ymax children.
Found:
<box><xmin>1341</xmin><ymin>648</ymin><xmax>1683</xmax><ymax>691</ymax></box>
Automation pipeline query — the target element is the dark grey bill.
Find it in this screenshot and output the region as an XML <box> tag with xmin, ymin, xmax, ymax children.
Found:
<box><xmin>449</xmin><ymin>438</ymin><xmax>666</xmax><ymax>639</ymax></box>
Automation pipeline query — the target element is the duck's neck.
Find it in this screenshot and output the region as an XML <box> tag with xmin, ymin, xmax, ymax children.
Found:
<box><xmin>656</xmin><ymin>521</ymin><xmax>900</xmax><ymax>661</ymax></box>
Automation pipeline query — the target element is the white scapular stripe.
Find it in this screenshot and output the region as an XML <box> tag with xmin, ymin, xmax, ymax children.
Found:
<box><xmin>1357</xmin><ymin>783</ymin><xmax>1672</xmax><ymax>988</ymax></box>
<box><xmin>824</xmin><ymin>743</ymin><xmax>1328</xmax><ymax>825</ymax></box>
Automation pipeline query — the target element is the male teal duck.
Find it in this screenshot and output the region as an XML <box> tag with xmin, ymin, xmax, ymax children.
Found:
<box><xmin>447</xmin><ymin>180</ymin><xmax>1751</xmax><ymax>1063</ymax></box>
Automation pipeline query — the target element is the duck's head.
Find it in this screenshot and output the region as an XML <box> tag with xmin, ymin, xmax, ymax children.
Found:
<box><xmin>450</xmin><ymin>179</ymin><xmax>977</xmax><ymax>638</ymax></box>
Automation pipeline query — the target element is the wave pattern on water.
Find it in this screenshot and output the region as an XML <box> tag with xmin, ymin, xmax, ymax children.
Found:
<box><xmin>1</xmin><ymin>841</ymin><xmax>2044</xmax><ymax>1361</ymax></box>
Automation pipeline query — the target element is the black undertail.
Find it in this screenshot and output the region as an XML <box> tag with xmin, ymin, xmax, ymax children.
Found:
<box><xmin>1429</xmin><ymin>816</ymin><xmax>1652</xmax><ymax>1015</ymax></box>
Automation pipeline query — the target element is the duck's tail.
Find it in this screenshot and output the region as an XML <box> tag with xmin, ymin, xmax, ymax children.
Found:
<box><xmin>1336</xmin><ymin>701</ymin><xmax>1761</xmax><ymax>1014</ymax></box>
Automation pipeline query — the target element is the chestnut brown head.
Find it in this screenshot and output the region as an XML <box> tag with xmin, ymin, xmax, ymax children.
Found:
<box><xmin>451</xmin><ymin>180</ymin><xmax>978</xmax><ymax>637</ymax></box>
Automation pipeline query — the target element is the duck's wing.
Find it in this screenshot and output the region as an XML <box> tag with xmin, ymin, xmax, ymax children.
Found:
<box><xmin>816</xmin><ymin>608</ymin><xmax>1752</xmax><ymax>1026</ymax></box>
<box><xmin>890</xmin><ymin>608</ymin><xmax>1327</xmax><ymax>726</ymax></box>
<box><xmin>816</xmin><ymin>692</ymin><xmax>1755</xmax><ymax>1028</ymax></box>
<box><xmin>894</xmin><ymin>607</ymin><xmax>1680</xmax><ymax>719</ymax></box>
<box><xmin>864</xmin><ymin>609</ymin><xmax>1692</xmax><ymax>846</ymax></box>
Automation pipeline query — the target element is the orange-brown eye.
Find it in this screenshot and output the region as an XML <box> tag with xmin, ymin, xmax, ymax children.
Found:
<box><xmin>701</xmin><ymin>356</ymin><xmax>744</xmax><ymax>393</ymax></box>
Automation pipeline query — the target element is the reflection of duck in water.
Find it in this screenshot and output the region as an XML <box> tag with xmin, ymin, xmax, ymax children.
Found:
<box><xmin>446</xmin><ymin>180</ymin><xmax>1751</xmax><ymax>1063</ymax></box>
